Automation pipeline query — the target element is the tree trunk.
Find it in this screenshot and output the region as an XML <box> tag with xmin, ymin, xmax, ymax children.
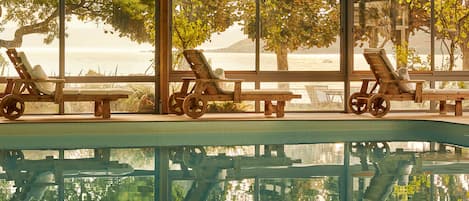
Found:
<box><xmin>275</xmin><ymin>46</ymin><xmax>289</xmax><ymax>90</ymax></box>
<box><xmin>440</xmin><ymin>42</ymin><xmax>457</xmax><ymax>89</ymax></box>
<box><xmin>275</xmin><ymin>47</ymin><xmax>289</xmax><ymax>71</ymax></box>
<box><xmin>359</xmin><ymin>0</ymin><xmax>366</xmax><ymax>36</ymax></box>
<box><xmin>462</xmin><ymin>42</ymin><xmax>469</xmax><ymax>71</ymax></box>
<box><xmin>449</xmin><ymin>42</ymin><xmax>455</xmax><ymax>71</ymax></box>
<box><xmin>369</xmin><ymin>28</ymin><xmax>379</xmax><ymax>48</ymax></box>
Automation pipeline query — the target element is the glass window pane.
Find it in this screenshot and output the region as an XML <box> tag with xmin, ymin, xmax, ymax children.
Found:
<box><xmin>353</xmin><ymin>0</ymin><xmax>431</xmax><ymax>72</ymax></box>
<box><xmin>64</xmin><ymin>83</ymin><xmax>151</xmax><ymax>114</ymax></box>
<box><xmin>262</xmin><ymin>82</ymin><xmax>344</xmax><ymax>111</ymax></box>
<box><xmin>0</xmin><ymin>1</ymin><xmax>60</xmax><ymax>115</ymax></box>
<box><xmin>64</xmin><ymin>1</ymin><xmax>154</xmax><ymax>76</ymax></box>
<box><xmin>434</xmin><ymin>0</ymin><xmax>469</xmax><ymax>71</ymax></box>
<box><xmin>171</xmin><ymin>0</ymin><xmax>249</xmax><ymax>71</ymax></box>
<box><xmin>435</xmin><ymin>81</ymin><xmax>469</xmax><ymax>111</ymax></box>
<box><xmin>259</xmin><ymin>0</ymin><xmax>341</xmax><ymax>71</ymax></box>
<box><xmin>24</xmin><ymin>103</ymin><xmax>59</xmax><ymax>114</ymax></box>
<box><xmin>0</xmin><ymin>1</ymin><xmax>59</xmax><ymax>76</ymax></box>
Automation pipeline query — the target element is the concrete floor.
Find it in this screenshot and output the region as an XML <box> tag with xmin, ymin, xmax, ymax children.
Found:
<box><xmin>2</xmin><ymin>112</ymin><xmax>469</xmax><ymax>125</ymax></box>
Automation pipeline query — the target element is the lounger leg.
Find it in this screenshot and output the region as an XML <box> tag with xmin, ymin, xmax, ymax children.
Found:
<box><xmin>439</xmin><ymin>101</ymin><xmax>447</xmax><ymax>115</ymax></box>
<box><xmin>94</xmin><ymin>101</ymin><xmax>103</xmax><ymax>117</ymax></box>
<box><xmin>455</xmin><ymin>100</ymin><xmax>463</xmax><ymax>116</ymax></box>
<box><xmin>102</xmin><ymin>100</ymin><xmax>111</xmax><ymax>119</ymax></box>
<box><xmin>265</xmin><ymin>101</ymin><xmax>273</xmax><ymax>116</ymax></box>
<box><xmin>276</xmin><ymin>101</ymin><xmax>285</xmax><ymax>118</ymax></box>
<box><xmin>4</xmin><ymin>79</ymin><xmax>13</xmax><ymax>94</ymax></box>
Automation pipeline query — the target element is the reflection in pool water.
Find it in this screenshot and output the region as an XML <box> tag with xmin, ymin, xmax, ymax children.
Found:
<box><xmin>0</xmin><ymin>142</ymin><xmax>467</xmax><ymax>201</ymax></box>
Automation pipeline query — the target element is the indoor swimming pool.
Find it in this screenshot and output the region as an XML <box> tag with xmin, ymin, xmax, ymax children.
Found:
<box><xmin>0</xmin><ymin>120</ymin><xmax>468</xmax><ymax>201</ymax></box>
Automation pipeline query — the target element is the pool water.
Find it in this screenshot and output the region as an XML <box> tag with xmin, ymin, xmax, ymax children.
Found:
<box><xmin>0</xmin><ymin>120</ymin><xmax>467</xmax><ymax>201</ymax></box>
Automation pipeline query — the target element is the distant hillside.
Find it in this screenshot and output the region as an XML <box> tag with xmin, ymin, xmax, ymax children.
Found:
<box><xmin>213</xmin><ymin>39</ymin><xmax>259</xmax><ymax>52</ymax></box>
<box><xmin>207</xmin><ymin>31</ymin><xmax>452</xmax><ymax>55</ymax></box>
<box><xmin>210</xmin><ymin>38</ymin><xmax>342</xmax><ymax>54</ymax></box>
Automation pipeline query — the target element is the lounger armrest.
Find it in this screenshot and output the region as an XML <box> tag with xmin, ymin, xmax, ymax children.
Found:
<box><xmin>10</xmin><ymin>78</ymin><xmax>37</xmax><ymax>86</ymax></box>
<box><xmin>213</xmin><ymin>79</ymin><xmax>244</xmax><ymax>102</ymax></box>
<box><xmin>399</xmin><ymin>79</ymin><xmax>425</xmax><ymax>84</ymax></box>
<box><xmin>384</xmin><ymin>79</ymin><xmax>424</xmax><ymax>102</ymax></box>
<box><xmin>32</xmin><ymin>79</ymin><xmax>65</xmax><ymax>103</ymax></box>
<box><xmin>195</xmin><ymin>78</ymin><xmax>244</xmax><ymax>102</ymax></box>
<box><xmin>10</xmin><ymin>78</ymin><xmax>65</xmax><ymax>84</ymax></box>
<box><xmin>181</xmin><ymin>77</ymin><xmax>196</xmax><ymax>81</ymax></box>
<box><xmin>197</xmin><ymin>78</ymin><xmax>244</xmax><ymax>83</ymax></box>
<box><xmin>380</xmin><ymin>80</ymin><xmax>401</xmax><ymax>84</ymax></box>
<box><xmin>381</xmin><ymin>79</ymin><xmax>424</xmax><ymax>84</ymax></box>
<box><xmin>221</xmin><ymin>78</ymin><xmax>244</xmax><ymax>82</ymax></box>
<box><xmin>33</xmin><ymin>78</ymin><xmax>66</xmax><ymax>83</ymax></box>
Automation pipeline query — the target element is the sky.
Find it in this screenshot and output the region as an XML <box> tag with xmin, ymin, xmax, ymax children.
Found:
<box><xmin>199</xmin><ymin>24</ymin><xmax>246</xmax><ymax>50</ymax></box>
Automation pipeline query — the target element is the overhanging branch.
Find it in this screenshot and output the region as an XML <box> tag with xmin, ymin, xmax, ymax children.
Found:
<box><xmin>0</xmin><ymin>0</ymin><xmax>91</xmax><ymax>48</ymax></box>
<box><xmin>0</xmin><ymin>9</ymin><xmax>58</xmax><ymax>48</ymax></box>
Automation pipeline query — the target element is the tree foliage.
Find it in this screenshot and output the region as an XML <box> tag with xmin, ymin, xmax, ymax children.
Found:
<box><xmin>0</xmin><ymin>0</ymin><xmax>152</xmax><ymax>48</ymax></box>
<box><xmin>433</xmin><ymin>0</ymin><xmax>469</xmax><ymax>71</ymax></box>
<box><xmin>0</xmin><ymin>0</ymin><xmax>60</xmax><ymax>47</ymax></box>
<box><xmin>355</xmin><ymin>0</ymin><xmax>430</xmax><ymax>48</ymax></box>
<box><xmin>172</xmin><ymin>0</ymin><xmax>238</xmax><ymax>50</ymax></box>
<box><xmin>171</xmin><ymin>0</ymin><xmax>238</xmax><ymax>69</ymax></box>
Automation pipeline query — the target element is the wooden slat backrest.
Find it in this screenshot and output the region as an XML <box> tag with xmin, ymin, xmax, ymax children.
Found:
<box><xmin>183</xmin><ymin>49</ymin><xmax>226</xmax><ymax>95</ymax></box>
<box><xmin>363</xmin><ymin>48</ymin><xmax>401</xmax><ymax>94</ymax></box>
<box><xmin>5</xmin><ymin>48</ymin><xmax>40</xmax><ymax>95</ymax></box>
<box><xmin>6</xmin><ymin>49</ymin><xmax>31</xmax><ymax>80</ymax></box>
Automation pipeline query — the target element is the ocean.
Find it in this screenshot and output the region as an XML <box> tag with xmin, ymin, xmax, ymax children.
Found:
<box><xmin>1</xmin><ymin>48</ymin><xmax>460</xmax><ymax>76</ymax></box>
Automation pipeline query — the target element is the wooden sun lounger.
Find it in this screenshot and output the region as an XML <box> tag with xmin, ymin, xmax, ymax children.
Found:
<box><xmin>1</xmin><ymin>48</ymin><xmax>132</xmax><ymax>120</ymax></box>
<box><xmin>169</xmin><ymin>49</ymin><xmax>301</xmax><ymax>119</ymax></box>
<box><xmin>348</xmin><ymin>48</ymin><xmax>469</xmax><ymax>117</ymax></box>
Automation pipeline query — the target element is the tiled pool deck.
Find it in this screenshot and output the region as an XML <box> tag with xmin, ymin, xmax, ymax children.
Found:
<box><xmin>0</xmin><ymin>112</ymin><xmax>468</xmax><ymax>149</ymax></box>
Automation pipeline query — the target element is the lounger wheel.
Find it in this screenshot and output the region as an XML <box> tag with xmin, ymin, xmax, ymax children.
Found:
<box><xmin>169</xmin><ymin>92</ymin><xmax>185</xmax><ymax>115</ymax></box>
<box><xmin>367</xmin><ymin>142</ymin><xmax>391</xmax><ymax>159</ymax></box>
<box><xmin>0</xmin><ymin>94</ymin><xmax>25</xmax><ymax>120</ymax></box>
<box><xmin>349</xmin><ymin>142</ymin><xmax>390</xmax><ymax>157</ymax></box>
<box><xmin>348</xmin><ymin>92</ymin><xmax>369</xmax><ymax>115</ymax></box>
<box><xmin>183</xmin><ymin>94</ymin><xmax>207</xmax><ymax>119</ymax></box>
<box><xmin>368</xmin><ymin>94</ymin><xmax>390</xmax><ymax>118</ymax></box>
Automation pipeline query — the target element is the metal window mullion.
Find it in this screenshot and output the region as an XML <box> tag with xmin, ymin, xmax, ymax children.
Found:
<box><xmin>430</xmin><ymin>0</ymin><xmax>437</xmax><ymax>111</ymax></box>
<box><xmin>58</xmin><ymin>149</ymin><xmax>65</xmax><ymax>201</ymax></box>
<box><xmin>255</xmin><ymin>0</ymin><xmax>261</xmax><ymax>112</ymax></box>
<box><xmin>155</xmin><ymin>0</ymin><xmax>161</xmax><ymax>114</ymax></box>
<box><xmin>342</xmin><ymin>0</ymin><xmax>353</xmax><ymax>113</ymax></box>
<box><xmin>341</xmin><ymin>142</ymin><xmax>352</xmax><ymax>201</ymax></box>
<box><xmin>59</xmin><ymin>0</ymin><xmax>65</xmax><ymax>115</ymax></box>
<box><xmin>156</xmin><ymin>147</ymin><xmax>170</xmax><ymax>201</ymax></box>
<box><xmin>256</xmin><ymin>0</ymin><xmax>260</xmax><ymax>74</ymax></box>
<box><xmin>254</xmin><ymin>145</ymin><xmax>260</xmax><ymax>201</ymax></box>
<box><xmin>431</xmin><ymin>0</ymin><xmax>435</xmax><ymax>72</ymax></box>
